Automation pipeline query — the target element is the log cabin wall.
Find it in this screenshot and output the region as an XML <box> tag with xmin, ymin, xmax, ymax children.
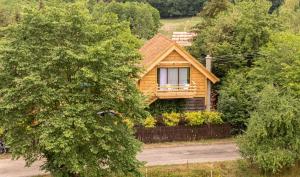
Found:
<box><xmin>139</xmin><ymin>50</ymin><xmax>208</xmax><ymax>108</ymax></box>
<box><xmin>139</xmin><ymin>66</ymin><xmax>157</xmax><ymax>100</ymax></box>
<box><xmin>159</xmin><ymin>50</ymin><xmax>208</xmax><ymax>101</ymax></box>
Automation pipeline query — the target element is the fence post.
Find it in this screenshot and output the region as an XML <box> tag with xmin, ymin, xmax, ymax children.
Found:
<box><xmin>205</xmin><ymin>55</ymin><xmax>212</xmax><ymax>111</ymax></box>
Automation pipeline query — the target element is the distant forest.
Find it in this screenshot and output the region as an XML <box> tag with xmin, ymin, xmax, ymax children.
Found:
<box><xmin>115</xmin><ymin>0</ymin><xmax>285</xmax><ymax>17</ymax></box>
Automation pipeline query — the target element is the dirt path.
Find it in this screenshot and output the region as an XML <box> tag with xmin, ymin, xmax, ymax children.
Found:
<box><xmin>0</xmin><ymin>143</ymin><xmax>240</xmax><ymax>177</ymax></box>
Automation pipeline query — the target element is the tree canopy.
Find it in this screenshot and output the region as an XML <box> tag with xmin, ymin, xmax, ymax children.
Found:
<box><xmin>146</xmin><ymin>0</ymin><xmax>206</xmax><ymax>18</ymax></box>
<box><xmin>221</xmin><ymin>25</ymin><xmax>300</xmax><ymax>175</ymax></box>
<box><xmin>91</xmin><ymin>1</ymin><xmax>160</xmax><ymax>39</ymax></box>
<box><xmin>0</xmin><ymin>2</ymin><xmax>147</xmax><ymax>176</ymax></box>
<box><xmin>190</xmin><ymin>0</ymin><xmax>282</xmax><ymax>78</ymax></box>
<box><xmin>238</xmin><ymin>85</ymin><xmax>300</xmax><ymax>174</ymax></box>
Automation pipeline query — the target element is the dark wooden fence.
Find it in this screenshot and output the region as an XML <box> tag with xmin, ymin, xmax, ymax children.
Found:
<box><xmin>135</xmin><ymin>124</ymin><xmax>232</xmax><ymax>143</ymax></box>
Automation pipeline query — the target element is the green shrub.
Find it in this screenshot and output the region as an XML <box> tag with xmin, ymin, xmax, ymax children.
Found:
<box><xmin>0</xmin><ymin>127</ymin><xmax>4</xmax><ymax>137</ymax></box>
<box><xmin>202</xmin><ymin>111</ymin><xmax>223</xmax><ymax>124</ymax></box>
<box><xmin>162</xmin><ymin>112</ymin><xmax>181</xmax><ymax>127</ymax></box>
<box><xmin>143</xmin><ymin>116</ymin><xmax>157</xmax><ymax>128</ymax></box>
<box><xmin>184</xmin><ymin>112</ymin><xmax>205</xmax><ymax>126</ymax></box>
<box><xmin>217</xmin><ymin>70</ymin><xmax>260</xmax><ymax>131</ymax></box>
<box><xmin>238</xmin><ymin>86</ymin><xmax>300</xmax><ymax>174</ymax></box>
<box><xmin>123</xmin><ymin>118</ymin><xmax>134</xmax><ymax>128</ymax></box>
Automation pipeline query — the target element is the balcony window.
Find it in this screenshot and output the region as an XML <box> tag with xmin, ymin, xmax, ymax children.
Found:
<box><xmin>157</xmin><ymin>67</ymin><xmax>190</xmax><ymax>90</ymax></box>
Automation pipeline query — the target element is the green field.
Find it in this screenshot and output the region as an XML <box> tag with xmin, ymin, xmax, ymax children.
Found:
<box><xmin>34</xmin><ymin>160</ymin><xmax>300</xmax><ymax>177</ymax></box>
<box><xmin>159</xmin><ymin>16</ymin><xmax>203</xmax><ymax>37</ymax></box>
<box><xmin>142</xmin><ymin>161</ymin><xmax>300</xmax><ymax>177</ymax></box>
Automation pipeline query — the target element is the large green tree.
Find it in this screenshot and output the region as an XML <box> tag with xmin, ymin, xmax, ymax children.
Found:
<box><xmin>250</xmin><ymin>32</ymin><xmax>300</xmax><ymax>96</ymax></box>
<box><xmin>91</xmin><ymin>1</ymin><xmax>160</xmax><ymax>39</ymax></box>
<box><xmin>0</xmin><ymin>2</ymin><xmax>147</xmax><ymax>177</ymax></box>
<box><xmin>218</xmin><ymin>32</ymin><xmax>300</xmax><ymax>132</ymax></box>
<box><xmin>216</xmin><ymin>69</ymin><xmax>260</xmax><ymax>132</ymax></box>
<box><xmin>238</xmin><ymin>85</ymin><xmax>300</xmax><ymax>174</ymax></box>
<box><xmin>229</xmin><ymin>32</ymin><xmax>300</xmax><ymax>173</ymax></box>
<box><xmin>191</xmin><ymin>0</ymin><xmax>282</xmax><ymax>78</ymax></box>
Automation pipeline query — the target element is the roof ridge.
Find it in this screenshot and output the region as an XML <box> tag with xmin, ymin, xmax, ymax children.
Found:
<box><xmin>139</xmin><ymin>34</ymin><xmax>161</xmax><ymax>51</ymax></box>
<box><xmin>156</xmin><ymin>33</ymin><xmax>177</xmax><ymax>44</ymax></box>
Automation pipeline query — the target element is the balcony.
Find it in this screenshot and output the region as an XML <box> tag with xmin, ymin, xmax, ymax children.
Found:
<box><xmin>156</xmin><ymin>81</ymin><xmax>197</xmax><ymax>99</ymax></box>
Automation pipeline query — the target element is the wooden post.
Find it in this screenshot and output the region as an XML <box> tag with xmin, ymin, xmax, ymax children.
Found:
<box><xmin>206</xmin><ymin>55</ymin><xmax>212</xmax><ymax>111</ymax></box>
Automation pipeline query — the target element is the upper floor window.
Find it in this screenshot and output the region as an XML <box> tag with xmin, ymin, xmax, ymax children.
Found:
<box><xmin>157</xmin><ymin>67</ymin><xmax>190</xmax><ymax>87</ymax></box>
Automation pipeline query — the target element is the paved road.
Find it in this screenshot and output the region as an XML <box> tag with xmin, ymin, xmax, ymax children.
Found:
<box><xmin>0</xmin><ymin>160</ymin><xmax>46</xmax><ymax>177</ymax></box>
<box><xmin>138</xmin><ymin>143</ymin><xmax>240</xmax><ymax>166</ymax></box>
<box><xmin>0</xmin><ymin>143</ymin><xmax>240</xmax><ymax>177</ymax></box>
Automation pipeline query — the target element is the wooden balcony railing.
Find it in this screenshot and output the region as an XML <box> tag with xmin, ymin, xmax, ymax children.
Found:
<box><xmin>156</xmin><ymin>81</ymin><xmax>197</xmax><ymax>99</ymax></box>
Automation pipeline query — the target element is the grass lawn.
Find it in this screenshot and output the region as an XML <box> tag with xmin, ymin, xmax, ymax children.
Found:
<box><xmin>33</xmin><ymin>160</ymin><xmax>300</xmax><ymax>177</ymax></box>
<box><xmin>159</xmin><ymin>16</ymin><xmax>203</xmax><ymax>37</ymax></box>
<box><xmin>142</xmin><ymin>160</ymin><xmax>300</xmax><ymax>177</ymax></box>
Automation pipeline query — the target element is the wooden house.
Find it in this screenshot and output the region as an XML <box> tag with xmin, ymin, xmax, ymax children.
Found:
<box><xmin>138</xmin><ymin>34</ymin><xmax>219</xmax><ymax>111</ymax></box>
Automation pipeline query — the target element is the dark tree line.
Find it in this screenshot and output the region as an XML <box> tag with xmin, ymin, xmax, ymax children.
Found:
<box><xmin>96</xmin><ymin>0</ymin><xmax>207</xmax><ymax>18</ymax></box>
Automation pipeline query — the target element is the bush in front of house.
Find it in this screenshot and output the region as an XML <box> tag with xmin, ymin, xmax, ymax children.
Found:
<box><xmin>203</xmin><ymin>111</ymin><xmax>223</xmax><ymax>124</ymax></box>
<box><xmin>138</xmin><ymin>111</ymin><xmax>224</xmax><ymax>128</ymax></box>
<box><xmin>162</xmin><ymin>112</ymin><xmax>181</xmax><ymax>127</ymax></box>
<box><xmin>184</xmin><ymin>112</ymin><xmax>205</xmax><ymax>126</ymax></box>
<box><xmin>0</xmin><ymin>128</ymin><xmax>3</xmax><ymax>137</ymax></box>
<box><xmin>143</xmin><ymin>116</ymin><xmax>157</xmax><ymax>128</ymax></box>
<box><xmin>150</xmin><ymin>111</ymin><xmax>224</xmax><ymax>127</ymax></box>
<box><xmin>184</xmin><ymin>111</ymin><xmax>223</xmax><ymax>126</ymax></box>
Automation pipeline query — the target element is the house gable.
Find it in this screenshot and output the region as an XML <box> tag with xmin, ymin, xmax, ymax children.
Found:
<box><xmin>141</xmin><ymin>44</ymin><xmax>220</xmax><ymax>84</ymax></box>
<box><xmin>161</xmin><ymin>51</ymin><xmax>187</xmax><ymax>62</ymax></box>
<box><xmin>138</xmin><ymin>34</ymin><xmax>220</xmax><ymax>104</ymax></box>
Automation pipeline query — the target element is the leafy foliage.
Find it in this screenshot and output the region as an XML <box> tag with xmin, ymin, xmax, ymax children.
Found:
<box><xmin>199</xmin><ymin>0</ymin><xmax>230</xmax><ymax>18</ymax></box>
<box><xmin>190</xmin><ymin>0</ymin><xmax>282</xmax><ymax>78</ymax></box>
<box><xmin>111</xmin><ymin>0</ymin><xmax>207</xmax><ymax>18</ymax></box>
<box><xmin>218</xmin><ymin>32</ymin><xmax>300</xmax><ymax>131</ymax></box>
<box><xmin>250</xmin><ymin>33</ymin><xmax>300</xmax><ymax>97</ymax></box>
<box><xmin>162</xmin><ymin>112</ymin><xmax>181</xmax><ymax>127</ymax></box>
<box><xmin>184</xmin><ymin>112</ymin><xmax>205</xmax><ymax>126</ymax></box>
<box><xmin>238</xmin><ymin>86</ymin><xmax>300</xmax><ymax>174</ymax></box>
<box><xmin>203</xmin><ymin>111</ymin><xmax>223</xmax><ymax>124</ymax></box>
<box><xmin>184</xmin><ymin>111</ymin><xmax>223</xmax><ymax>126</ymax></box>
<box><xmin>217</xmin><ymin>70</ymin><xmax>260</xmax><ymax>131</ymax></box>
<box><xmin>91</xmin><ymin>1</ymin><xmax>160</xmax><ymax>39</ymax></box>
<box><xmin>146</xmin><ymin>0</ymin><xmax>206</xmax><ymax>18</ymax></box>
<box><xmin>279</xmin><ymin>0</ymin><xmax>300</xmax><ymax>33</ymax></box>
<box><xmin>234</xmin><ymin>32</ymin><xmax>300</xmax><ymax>173</ymax></box>
<box><xmin>0</xmin><ymin>3</ymin><xmax>147</xmax><ymax>177</ymax></box>
<box><xmin>143</xmin><ymin>116</ymin><xmax>157</xmax><ymax>128</ymax></box>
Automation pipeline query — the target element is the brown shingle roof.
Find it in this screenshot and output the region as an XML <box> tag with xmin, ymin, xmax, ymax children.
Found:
<box><xmin>139</xmin><ymin>34</ymin><xmax>175</xmax><ymax>68</ymax></box>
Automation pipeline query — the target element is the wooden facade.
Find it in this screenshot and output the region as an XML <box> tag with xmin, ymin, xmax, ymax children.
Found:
<box><xmin>138</xmin><ymin>34</ymin><xmax>219</xmax><ymax>109</ymax></box>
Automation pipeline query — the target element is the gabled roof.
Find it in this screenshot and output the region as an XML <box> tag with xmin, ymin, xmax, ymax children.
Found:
<box><xmin>139</xmin><ymin>34</ymin><xmax>220</xmax><ymax>83</ymax></box>
<box><xmin>139</xmin><ymin>34</ymin><xmax>175</xmax><ymax>68</ymax></box>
